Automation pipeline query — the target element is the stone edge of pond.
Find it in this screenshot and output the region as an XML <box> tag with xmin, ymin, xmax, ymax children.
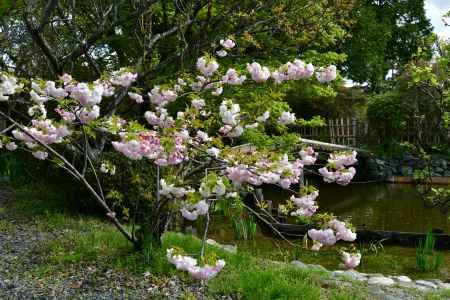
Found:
<box><xmin>291</xmin><ymin>260</ymin><xmax>450</xmax><ymax>292</ymax></box>
<box><xmin>207</xmin><ymin>238</ymin><xmax>450</xmax><ymax>296</ymax></box>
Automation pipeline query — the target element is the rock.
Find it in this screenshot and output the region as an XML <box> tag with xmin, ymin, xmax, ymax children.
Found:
<box><xmin>393</xmin><ymin>275</ymin><xmax>412</xmax><ymax>283</ymax></box>
<box><xmin>415</xmin><ymin>280</ymin><xmax>437</xmax><ymax>289</ymax></box>
<box><xmin>368</xmin><ymin>276</ymin><xmax>395</xmax><ymax>286</ymax></box>
<box><xmin>367</xmin><ymin>273</ymin><xmax>384</xmax><ymax>278</ymax></box>
<box><xmin>433</xmin><ymin>167</ymin><xmax>444</xmax><ymax>174</ymax></box>
<box><xmin>397</xmin><ymin>281</ymin><xmax>417</xmax><ymax>289</ymax></box>
<box><xmin>342</xmin><ymin>270</ymin><xmax>366</xmax><ymax>281</ymax></box>
<box><xmin>429</xmin><ymin>279</ymin><xmax>443</xmax><ymax>285</ymax></box>
<box><xmin>331</xmin><ymin>270</ymin><xmax>345</xmax><ymax>277</ymax></box>
<box><xmin>307</xmin><ymin>264</ymin><xmax>328</xmax><ymax>273</ymax></box>
<box><xmin>206</xmin><ymin>239</ymin><xmax>237</xmax><ymax>253</ymax></box>
<box><xmin>438</xmin><ymin>282</ymin><xmax>450</xmax><ymax>289</ymax></box>
<box><xmin>401</xmin><ymin>166</ymin><xmax>413</xmax><ymax>177</ymax></box>
<box><xmin>291</xmin><ymin>260</ymin><xmax>308</xmax><ymax>270</ymax></box>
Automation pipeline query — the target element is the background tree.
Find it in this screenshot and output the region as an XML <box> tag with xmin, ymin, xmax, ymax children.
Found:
<box><xmin>342</xmin><ymin>0</ymin><xmax>433</xmax><ymax>90</ymax></box>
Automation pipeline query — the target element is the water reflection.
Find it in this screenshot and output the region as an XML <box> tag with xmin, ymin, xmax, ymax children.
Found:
<box><xmin>264</xmin><ymin>182</ymin><xmax>450</xmax><ymax>233</ymax></box>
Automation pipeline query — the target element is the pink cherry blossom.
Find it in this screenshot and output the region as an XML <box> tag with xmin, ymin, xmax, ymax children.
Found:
<box><xmin>316</xmin><ymin>65</ymin><xmax>337</xmax><ymax>83</ymax></box>
<box><xmin>70</xmin><ymin>83</ymin><xmax>103</xmax><ymax>107</ymax></box>
<box><xmin>192</xmin><ymin>98</ymin><xmax>205</xmax><ymax>110</ymax></box>
<box><xmin>32</xmin><ymin>150</ymin><xmax>48</xmax><ymax>160</ymax></box>
<box><xmin>5</xmin><ymin>142</ymin><xmax>17</xmax><ymax>151</ymax></box>
<box><xmin>328</xmin><ymin>151</ymin><xmax>357</xmax><ymax>168</ymax></box>
<box><xmin>246</xmin><ymin>62</ymin><xmax>270</xmax><ymax>83</ymax></box>
<box><xmin>110</xmin><ymin>69</ymin><xmax>137</xmax><ymax>87</ymax></box>
<box><xmin>196</xmin><ymin>57</ymin><xmax>219</xmax><ymax>77</ymax></box>
<box><xmin>0</xmin><ymin>74</ymin><xmax>22</xmax><ymax>101</ymax></box>
<box><xmin>128</xmin><ymin>92</ymin><xmax>144</xmax><ymax>103</ymax></box>
<box><xmin>299</xmin><ymin>147</ymin><xmax>317</xmax><ymax>165</ymax></box>
<box><xmin>222</xmin><ymin>69</ymin><xmax>246</xmax><ymax>85</ymax></box>
<box><xmin>216</xmin><ymin>50</ymin><xmax>228</xmax><ymax>57</ymax></box>
<box><xmin>180</xmin><ymin>200</ymin><xmax>209</xmax><ymax>221</ymax></box>
<box><xmin>220</xmin><ymin>38</ymin><xmax>235</xmax><ymax>49</ymax></box>
<box><xmin>341</xmin><ymin>251</ymin><xmax>361</xmax><ymax>269</ymax></box>
<box><xmin>44</xmin><ymin>81</ymin><xmax>68</xmax><ymax>99</ymax></box>
<box><xmin>59</xmin><ymin>73</ymin><xmax>72</xmax><ymax>84</ymax></box>
<box><xmin>308</xmin><ymin>229</ymin><xmax>337</xmax><ymax>246</ymax></box>
<box><xmin>148</xmin><ymin>86</ymin><xmax>177</xmax><ymax>107</ymax></box>
<box><xmin>77</xmin><ymin>105</ymin><xmax>100</xmax><ymax>124</ymax></box>
<box><xmin>278</xmin><ymin>111</ymin><xmax>296</xmax><ymax>125</ymax></box>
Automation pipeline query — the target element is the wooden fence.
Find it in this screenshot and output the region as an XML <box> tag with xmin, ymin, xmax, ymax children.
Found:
<box><xmin>294</xmin><ymin>117</ymin><xmax>449</xmax><ymax>147</ymax></box>
<box><xmin>293</xmin><ymin>117</ymin><xmax>367</xmax><ymax>147</ymax></box>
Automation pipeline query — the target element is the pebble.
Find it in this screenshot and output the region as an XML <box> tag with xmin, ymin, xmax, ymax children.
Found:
<box><xmin>415</xmin><ymin>280</ymin><xmax>437</xmax><ymax>289</ymax></box>
<box><xmin>368</xmin><ymin>276</ymin><xmax>395</xmax><ymax>286</ymax></box>
<box><xmin>393</xmin><ymin>275</ymin><xmax>412</xmax><ymax>283</ymax></box>
<box><xmin>342</xmin><ymin>270</ymin><xmax>367</xmax><ymax>281</ymax></box>
<box><xmin>206</xmin><ymin>239</ymin><xmax>237</xmax><ymax>253</ymax></box>
<box><xmin>438</xmin><ymin>283</ymin><xmax>450</xmax><ymax>289</ymax></box>
<box><xmin>291</xmin><ymin>260</ymin><xmax>308</xmax><ymax>269</ymax></box>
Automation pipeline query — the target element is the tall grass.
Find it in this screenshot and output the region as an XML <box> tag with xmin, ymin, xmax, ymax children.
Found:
<box><xmin>416</xmin><ymin>230</ymin><xmax>444</xmax><ymax>272</ymax></box>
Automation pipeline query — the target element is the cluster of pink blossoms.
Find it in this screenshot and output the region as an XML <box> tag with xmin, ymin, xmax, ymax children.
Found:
<box><xmin>217</xmin><ymin>38</ymin><xmax>236</xmax><ymax>56</ymax></box>
<box><xmin>327</xmin><ymin>150</ymin><xmax>357</xmax><ymax>168</ymax></box>
<box><xmin>180</xmin><ymin>200</ymin><xmax>209</xmax><ymax>221</ymax></box>
<box><xmin>112</xmin><ymin>131</ymin><xmax>188</xmax><ymax>165</ymax></box>
<box><xmin>318</xmin><ymin>151</ymin><xmax>358</xmax><ymax>186</ymax></box>
<box><xmin>271</xmin><ymin>59</ymin><xmax>315</xmax><ymax>84</ymax></box>
<box><xmin>166</xmin><ymin>249</ymin><xmax>226</xmax><ymax>280</ymax></box>
<box><xmin>221</xmin><ymin>68</ymin><xmax>246</xmax><ymax>85</ymax></box>
<box><xmin>196</xmin><ymin>57</ymin><xmax>220</xmax><ymax>78</ymax></box>
<box><xmin>159</xmin><ymin>179</ymin><xmax>209</xmax><ymax>221</ymax></box>
<box><xmin>299</xmin><ymin>146</ymin><xmax>317</xmax><ymax>165</ymax></box>
<box><xmin>246</xmin><ymin>62</ymin><xmax>271</xmax><ymax>83</ymax></box>
<box><xmin>225</xmin><ymin>154</ymin><xmax>303</xmax><ymax>189</ymax></box>
<box><xmin>160</xmin><ymin>179</ymin><xmax>193</xmax><ymax>198</ymax></box>
<box><xmin>110</xmin><ymin>68</ymin><xmax>138</xmax><ymax>87</ymax></box>
<box><xmin>219</xmin><ymin>100</ymin><xmax>243</xmax><ymax>138</ymax></box>
<box><xmin>12</xmin><ymin>119</ymin><xmax>71</xmax><ymax>160</ymax></box>
<box><xmin>289</xmin><ymin>191</ymin><xmax>319</xmax><ymax>217</ymax></box>
<box><xmin>316</xmin><ymin>65</ymin><xmax>337</xmax><ymax>83</ymax></box>
<box><xmin>308</xmin><ymin>218</ymin><xmax>356</xmax><ymax>251</ymax></box>
<box><xmin>277</xmin><ymin>111</ymin><xmax>296</xmax><ymax>125</ymax></box>
<box><xmin>148</xmin><ymin>86</ymin><xmax>178</xmax><ymax>107</ymax></box>
<box><xmin>0</xmin><ymin>74</ymin><xmax>22</xmax><ymax>101</ymax></box>
<box><xmin>341</xmin><ymin>251</ymin><xmax>361</xmax><ymax>269</ymax></box>
<box><xmin>145</xmin><ymin>107</ymin><xmax>175</xmax><ymax>128</ymax></box>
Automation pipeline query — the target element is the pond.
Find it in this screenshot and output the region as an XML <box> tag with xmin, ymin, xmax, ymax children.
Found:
<box><xmin>206</xmin><ymin>182</ymin><xmax>450</xmax><ymax>279</ymax></box>
<box><xmin>264</xmin><ymin>182</ymin><xmax>450</xmax><ymax>234</ymax></box>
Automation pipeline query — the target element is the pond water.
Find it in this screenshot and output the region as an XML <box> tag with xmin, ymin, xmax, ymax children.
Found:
<box><xmin>264</xmin><ymin>182</ymin><xmax>450</xmax><ymax>234</ymax></box>
<box><xmin>207</xmin><ymin>182</ymin><xmax>450</xmax><ymax>279</ymax></box>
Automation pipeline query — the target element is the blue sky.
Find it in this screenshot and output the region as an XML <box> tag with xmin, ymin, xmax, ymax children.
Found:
<box><xmin>425</xmin><ymin>0</ymin><xmax>450</xmax><ymax>38</ymax></box>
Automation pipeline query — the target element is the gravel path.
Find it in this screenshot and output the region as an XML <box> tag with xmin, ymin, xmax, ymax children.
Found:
<box><xmin>0</xmin><ymin>188</ymin><xmax>224</xmax><ymax>300</ymax></box>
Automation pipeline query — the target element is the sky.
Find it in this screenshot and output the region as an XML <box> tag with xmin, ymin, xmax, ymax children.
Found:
<box><xmin>425</xmin><ymin>0</ymin><xmax>450</xmax><ymax>38</ymax></box>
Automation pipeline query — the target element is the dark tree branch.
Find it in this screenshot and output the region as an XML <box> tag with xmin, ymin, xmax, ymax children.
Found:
<box><xmin>38</xmin><ymin>0</ymin><xmax>59</xmax><ymax>31</ymax></box>
<box><xmin>23</xmin><ymin>13</ymin><xmax>61</xmax><ymax>75</ymax></box>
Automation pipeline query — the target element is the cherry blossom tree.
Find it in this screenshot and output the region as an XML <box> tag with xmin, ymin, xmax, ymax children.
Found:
<box><xmin>0</xmin><ymin>41</ymin><xmax>359</xmax><ymax>280</ymax></box>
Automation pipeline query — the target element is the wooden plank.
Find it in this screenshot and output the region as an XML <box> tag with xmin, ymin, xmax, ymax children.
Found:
<box><xmin>299</xmin><ymin>138</ymin><xmax>369</xmax><ymax>153</ymax></box>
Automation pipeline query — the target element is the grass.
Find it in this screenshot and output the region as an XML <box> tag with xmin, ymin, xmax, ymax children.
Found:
<box><xmin>162</xmin><ymin>232</ymin><xmax>366</xmax><ymax>300</ymax></box>
<box><xmin>2</xmin><ymin>184</ymin><xmax>449</xmax><ymax>299</ymax></box>
<box><xmin>207</xmin><ymin>216</ymin><xmax>450</xmax><ymax>281</ymax></box>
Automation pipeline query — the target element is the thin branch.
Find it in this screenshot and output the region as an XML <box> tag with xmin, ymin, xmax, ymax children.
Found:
<box><xmin>0</xmin><ymin>110</ymin><xmax>138</xmax><ymax>245</ymax></box>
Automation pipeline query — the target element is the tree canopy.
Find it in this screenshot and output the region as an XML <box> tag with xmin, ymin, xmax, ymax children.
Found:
<box><xmin>342</xmin><ymin>0</ymin><xmax>433</xmax><ymax>90</ymax></box>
